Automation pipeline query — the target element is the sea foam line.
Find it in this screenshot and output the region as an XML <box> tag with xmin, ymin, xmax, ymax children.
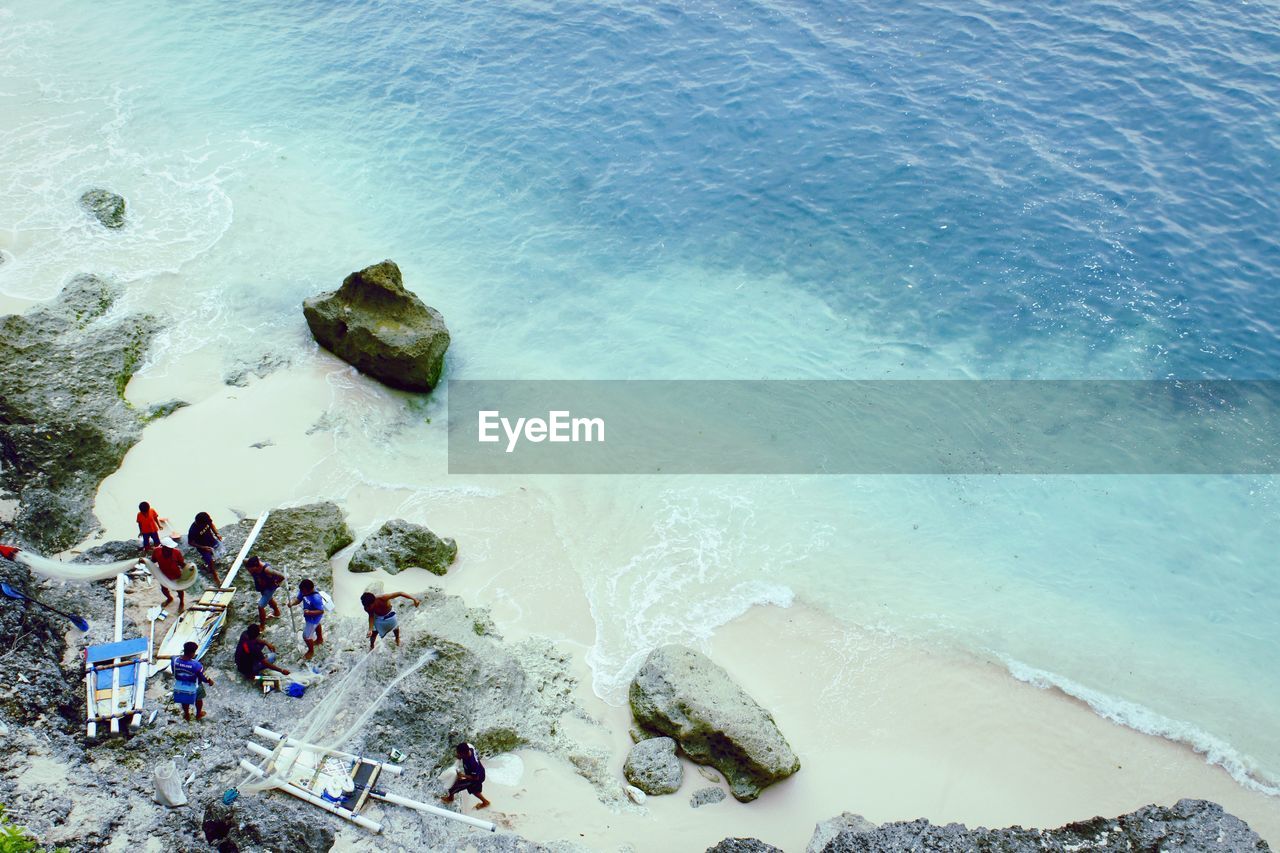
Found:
<box><xmin>1003</xmin><ymin>656</ymin><xmax>1280</xmax><ymax>798</ymax></box>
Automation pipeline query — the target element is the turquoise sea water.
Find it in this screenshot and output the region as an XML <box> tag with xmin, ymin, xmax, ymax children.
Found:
<box><xmin>2</xmin><ymin>0</ymin><xmax>1279</xmax><ymax>794</ymax></box>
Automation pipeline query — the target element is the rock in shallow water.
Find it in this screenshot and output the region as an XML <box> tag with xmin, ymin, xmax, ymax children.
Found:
<box><xmin>348</xmin><ymin>518</ymin><xmax>457</xmax><ymax>575</ymax></box>
<box><xmin>79</xmin><ymin>188</ymin><xmax>126</xmax><ymax>228</ymax></box>
<box><xmin>302</xmin><ymin>259</ymin><xmax>450</xmax><ymax>392</ymax></box>
<box><xmin>624</xmin><ymin>736</ymin><xmax>683</xmax><ymax>795</ymax></box>
<box><xmin>629</xmin><ymin>644</ymin><xmax>799</xmax><ymax>802</ymax></box>
<box><xmin>690</xmin><ymin>786</ymin><xmax>726</xmax><ymax>808</ymax></box>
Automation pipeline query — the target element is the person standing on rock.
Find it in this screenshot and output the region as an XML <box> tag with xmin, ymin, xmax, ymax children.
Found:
<box><xmin>153</xmin><ymin>536</ymin><xmax>188</xmax><ymax>612</ymax></box>
<box><xmin>171</xmin><ymin>641</ymin><xmax>214</xmax><ymax>721</ymax></box>
<box><xmin>288</xmin><ymin>578</ymin><xmax>326</xmax><ymax>661</ymax></box>
<box><xmin>187</xmin><ymin>511</ymin><xmax>225</xmax><ymax>586</ymax></box>
<box><xmin>245</xmin><ymin>556</ymin><xmax>285</xmax><ymax>630</ymax></box>
<box><xmin>136</xmin><ymin>500</ymin><xmax>166</xmax><ymax>551</ymax></box>
<box><xmin>360</xmin><ymin>590</ymin><xmax>420</xmax><ymax>649</ymax></box>
<box><xmin>442</xmin><ymin>742</ymin><xmax>490</xmax><ymax>810</ymax></box>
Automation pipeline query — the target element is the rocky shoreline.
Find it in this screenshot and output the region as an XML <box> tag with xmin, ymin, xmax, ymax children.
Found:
<box><xmin>0</xmin><ymin>277</ymin><xmax>1272</xmax><ymax>851</ymax></box>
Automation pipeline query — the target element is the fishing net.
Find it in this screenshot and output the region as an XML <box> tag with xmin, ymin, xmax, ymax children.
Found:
<box><xmin>140</xmin><ymin>556</ymin><xmax>199</xmax><ymax>591</ymax></box>
<box><xmin>16</xmin><ymin>550</ymin><xmax>139</xmax><ymax>583</ymax></box>
<box><xmin>237</xmin><ymin>640</ymin><xmax>439</xmax><ymax>797</ymax></box>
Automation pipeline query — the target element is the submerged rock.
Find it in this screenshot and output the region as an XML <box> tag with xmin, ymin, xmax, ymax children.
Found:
<box><xmin>348</xmin><ymin>518</ymin><xmax>457</xmax><ymax>576</ymax></box>
<box><xmin>623</xmin><ymin>736</ymin><xmax>682</xmax><ymax>795</ymax></box>
<box><xmin>0</xmin><ymin>275</ymin><xmax>153</xmax><ymax>551</ymax></box>
<box><xmin>302</xmin><ymin>260</ymin><xmax>450</xmax><ymax>392</ymax></box>
<box><xmin>690</xmin><ymin>786</ymin><xmax>726</xmax><ymax>808</ymax></box>
<box><xmin>79</xmin><ymin>188</ymin><xmax>126</xmax><ymax>229</ymax></box>
<box><xmin>629</xmin><ymin>645</ymin><xmax>799</xmax><ymax>802</ymax></box>
<box><xmin>809</xmin><ymin>799</ymin><xmax>1269</xmax><ymax>852</ymax></box>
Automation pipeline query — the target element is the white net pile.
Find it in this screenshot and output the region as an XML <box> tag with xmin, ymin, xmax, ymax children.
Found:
<box><xmin>237</xmin><ymin>643</ymin><xmax>439</xmax><ymax>796</ymax></box>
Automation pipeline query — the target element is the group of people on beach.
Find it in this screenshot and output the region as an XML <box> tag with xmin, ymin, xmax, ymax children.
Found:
<box><xmin>140</xmin><ymin>500</ymin><xmax>493</xmax><ymax>810</ymax></box>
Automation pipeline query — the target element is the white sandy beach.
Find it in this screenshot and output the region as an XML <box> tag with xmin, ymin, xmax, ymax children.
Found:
<box><xmin>80</xmin><ymin>355</ymin><xmax>1280</xmax><ymax>851</ymax></box>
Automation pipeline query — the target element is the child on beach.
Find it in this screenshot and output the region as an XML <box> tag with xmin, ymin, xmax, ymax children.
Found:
<box><xmin>152</xmin><ymin>536</ymin><xmax>188</xmax><ymax>612</ymax></box>
<box><xmin>442</xmin><ymin>742</ymin><xmax>490</xmax><ymax>810</ymax></box>
<box><xmin>171</xmin><ymin>641</ymin><xmax>214</xmax><ymax>721</ymax></box>
<box><xmin>245</xmin><ymin>556</ymin><xmax>285</xmax><ymax>630</ymax></box>
<box><xmin>187</xmin><ymin>512</ymin><xmax>225</xmax><ymax>586</ymax></box>
<box><xmin>288</xmin><ymin>578</ymin><xmax>326</xmax><ymax>661</ymax></box>
<box><xmin>361</xmin><ymin>590</ymin><xmax>420</xmax><ymax>649</ymax></box>
<box><xmin>136</xmin><ymin>501</ymin><xmax>166</xmax><ymax>550</ymax></box>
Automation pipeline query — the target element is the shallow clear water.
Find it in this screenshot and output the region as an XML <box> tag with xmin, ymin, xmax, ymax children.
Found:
<box><xmin>2</xmin><ymin>0</ymin><xmax>1279</xmax><ymax>792</ymax></box>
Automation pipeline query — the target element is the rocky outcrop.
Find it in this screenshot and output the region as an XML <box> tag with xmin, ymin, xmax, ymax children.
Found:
<box><xmin>623</xmin><ymin>736</ymin><xmax>682</xmax><ymax>795</ymax></box>
<box><xmin>629</xmin><ymin>645</ymin><xmax>799</xmax><ymax>802</ymax></box>
<box><xmin>706</xmin><ymin>841</ymin><xmax>782</xmax><ymax>853</ymax></box>
<box><xmin>202</xmin><ymin>798</ymin><xmax>335</xmax><ymax>853</ymax></box>
<box><xmin>806</xmin><ymin>813</ymin><xmax>876</xmax><ymax>852</ymax></box>
<box><xmin>809</xmin><ymin>799</ymin><xmax>1269</xmax><ymax>852</ymax></box>
<box><xmin>348</xmin><ymin>518</ymin><xmax>457</xmax><ymax>576</ymax></box>
<box><xmin>302</xmin><ymin>260</ymin><xmax>450</xmax><ymax>392</ymax></box>
<box><xmin>248</xmin><ymin>502</ymin><xmax>353</xmax><ymax>589</ymax></box>
<box><xmin>79</xmin><ymin>189</ymin><xmax>126</xmax><ymax>229</ymax></box>
<box><xmin>360</xmin><ymin>588</ymin><xmax>582</xmax><ymax>767</ymax></box>
<box><xmin>0</xmin><ymin>275</ymin><xmax>153</xmax><ymax>551</ymax></box>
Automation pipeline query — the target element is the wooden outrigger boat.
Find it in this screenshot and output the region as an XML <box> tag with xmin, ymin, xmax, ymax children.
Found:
<box><xmin>84</xmin><ymin>575</ymin><xmax>149</xmax><ymax>739</ymax></box>
<box><xmin>238</xmin><ymin>726</ymin><xmax>496</xmax><ymax>834</ymax></box>
<box><xmin>153</xmin><ymin>511</ymin><xmax>270</xmax><ymax>667</ymax></box>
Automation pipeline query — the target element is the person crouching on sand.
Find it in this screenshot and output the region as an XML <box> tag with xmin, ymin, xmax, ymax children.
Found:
<box><xmin>288</xmin><ymin>578</ymin><xmax>326</xmax><ymax>661</ymax></box>
<box><xmin>442</xmin><ymin>742</ymin><xmax>490</xmax><ymax>810</ymax></box>
<box><xmin>361</xmin><ymin>590</ymin><xmax>420</xmax><ymax>650</ymax></box>
<box><xmin>171</xmin><ymin>641</ymin><xmax>213</xmax><ymax>721</ymax></box>
<box><xmin>245</xmin><ymin>556</ymin><xmax>285</xmax><ymax>630</ymax></box>
<box><xmin>153</xmin><ymin>536</ymin><xmax>187</xmax><ymax>612</ymax></box>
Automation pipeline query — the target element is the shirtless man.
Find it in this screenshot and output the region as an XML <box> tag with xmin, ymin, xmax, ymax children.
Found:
<box><xmin>360</xmin><ymin>590</ymin><xmax>420</xmax><ymax>649</ymax></box>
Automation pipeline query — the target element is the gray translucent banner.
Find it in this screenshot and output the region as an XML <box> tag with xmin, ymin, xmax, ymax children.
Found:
<box><xmin>446</xmin><ymin>380</ymin><xmax>1280</xmax><ymax>474</ymax></box>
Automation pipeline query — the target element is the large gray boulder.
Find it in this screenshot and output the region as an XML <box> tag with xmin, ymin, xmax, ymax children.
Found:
<box><xmin>348</xmin><ymin>518</ymin><xmax>457</xmax><ymax>576</ymax></box>
<box><xmin>0</xmin><ymin>275</ymin><xmax>153</xmax><ymax>551</ymax></box>
<box><xmin>807</xmin><ymin>813</ymin><xmax>876</xmax><ymax>853</ymax></box>
<box><xmin>302</xmin><ymin>260</ymin><xmax>450</xmax><ymax>392</ymax></box>
<box><xmin>623</xmin><ymin>736</ymin><xmax>682</xmax><ymax>795</ymax></box>
<box><xmin>811</xmin><ymin>799</ymin><xmax>1269</xmax><ymax>852</ymax></box>
<box><xmin>79</xmin><ymin>189</ymin><xmax>126</xmax><ymax>228</ymax></box>
<box><xmin>629</xmin><ymin>645</ymin><xmax>799</xmax><ymax>802</ymax></box>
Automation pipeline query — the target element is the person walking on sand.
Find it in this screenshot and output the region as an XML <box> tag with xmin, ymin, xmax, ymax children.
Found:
<box><xmin>288</xmin><ymin>578</ymin><xmax>326</xmax><ymax>661</ymax></box>
<box><xmin>136</xmin><ymin>501</ymin><xmax>167</xmax><ymax>551</ymax></box>
<box><xmin>442</xmin><ymin>742</ymin><xmax>490</xmax><ymax>810</ymax></box>
<box><xmin>234</xmin><ymin>624</ymin><xmax>290</xmax><ymax>679</ymax></box>
<box><xmin>361</xmin><ymin>590</ymin><xmax>420</xmax><ymax>650</ymax></box>
<box><xmin>245</xmin><ymin>556</ymin><xmax>285</xmax><ymax>630</ymax></box>
<box><xmin>187</xmin><ymin>511</ymin><xmax>225</xmax><ymax>586</ymax></box>
<box><xmin>171</xmin><ymin>641</ymin><xmax>214</xmax><ymax>721</ymax></box>
<box><xmin>153</xmin><ymin>536</ymin><xmax>188</xmax><ymax>612</ymax></box>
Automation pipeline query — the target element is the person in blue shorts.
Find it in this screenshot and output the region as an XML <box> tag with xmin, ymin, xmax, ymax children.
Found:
<box><xmin>442</xmin><ymin>742</ymin><xmax>490</xmax><ymax>810</ymax></box>
<box><xmin>171</xmin><ymin>641</ymin><xmax>214</xmax><ymax>721</ymax></box>
<box><xmin>288</xmin><ymin>578</ymin><xmax>326</xmax><ymax>661</ymax></box>
<box><xmin>360</xmin><ymin>590</ymin><xmax>420</xmax><ymax>650</ymax></box>
<box><xmin>244</xmin><ymin>556</ymin><xmax>285</xmax><ymax>630</ymax></box>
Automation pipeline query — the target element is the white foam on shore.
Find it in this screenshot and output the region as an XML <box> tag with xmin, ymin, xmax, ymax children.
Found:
<box><xmin>1004</xmin><ymin>656</ymin><xmax>1280</xmax><ymax>798</ymax></box>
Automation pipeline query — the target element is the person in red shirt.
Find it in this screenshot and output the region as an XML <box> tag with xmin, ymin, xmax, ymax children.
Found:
<box><xmin>152</xmin><ymin>536</ymin><xmax>188</xmax><ymax>612</ymax></box>
<box><xmin>136</xmin><ymin>501</ymin><xmax>166</xmax><ymax>550</ymax></box>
